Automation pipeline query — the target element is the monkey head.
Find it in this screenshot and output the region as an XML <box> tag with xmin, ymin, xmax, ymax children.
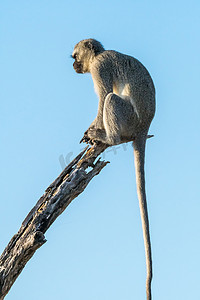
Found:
<box><xmin>72</xmin><ymin>39</ymin><xmax>104</xmax><ymax>74</ymax></box>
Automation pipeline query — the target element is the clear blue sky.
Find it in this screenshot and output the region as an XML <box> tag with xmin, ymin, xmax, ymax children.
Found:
<box><xmin>1</xmin><ymin>1</ymin><xmax>200</xmax><ymax>299</ymax></box>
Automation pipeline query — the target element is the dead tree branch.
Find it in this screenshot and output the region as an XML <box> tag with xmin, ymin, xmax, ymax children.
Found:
<box><xmin>0</xmin><ymin>143</ymin><xmax>108</xmax><ymax>300</ymax></box>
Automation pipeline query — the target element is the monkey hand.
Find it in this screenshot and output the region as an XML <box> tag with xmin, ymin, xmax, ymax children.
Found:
<box><xmin>80</xmin><ymin>127</ymin><xmax>95</xmax><ymax>144</ymax></box>
<box><xmin>80</xmin><ymin>129</ymin><xmax>90</xmax><ymax>144</ymax></box>
<box><xmin>80</xmin><ymin>123</ymin><xmax>96</xmax><ymax>144</ymax></box>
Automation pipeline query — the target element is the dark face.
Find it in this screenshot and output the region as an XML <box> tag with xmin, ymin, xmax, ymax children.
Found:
<box><xmin>72</xmin><ymin>52</ymin><xmax>84</xmax><ymax>74</ymax></box>
<box><xmin>73</xmin><ymin>60</ymin><xmax>83</xmax><ymax>73</ymax></box>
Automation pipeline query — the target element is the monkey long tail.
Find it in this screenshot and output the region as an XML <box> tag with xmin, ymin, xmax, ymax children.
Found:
<box><xmin>133</xmin><ymin>135</ymin><xmax>152</xmax><ymax>300</ymax></box>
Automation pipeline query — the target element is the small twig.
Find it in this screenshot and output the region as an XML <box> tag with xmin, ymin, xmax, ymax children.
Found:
<box><xmin>147</xmin><ymin>135</ymin><xmax>154</xmax><ymax>139</ymax></box>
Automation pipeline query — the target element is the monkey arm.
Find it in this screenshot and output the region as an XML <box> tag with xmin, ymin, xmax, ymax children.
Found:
<box><xmin>90</xmin><ymin>65</ymin><xmax>113</xmax><ymax>129</ymax></box>
<box><xmin>80</xmin><ymin>66</ymin><xmax>113</xmax><ymax>144</ymax></box>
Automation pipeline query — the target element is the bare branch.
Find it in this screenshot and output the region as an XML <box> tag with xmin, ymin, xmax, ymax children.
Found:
<box><xmin>0</xmin><ymin>143</ymin><xmax>108</xmax><ymax>300</ymax></box>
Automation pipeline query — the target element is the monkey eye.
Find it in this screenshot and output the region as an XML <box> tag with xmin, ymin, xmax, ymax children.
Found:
<box><xmin>72</xmin><ymin>53</ymin><xmax>77</xmax><ymax>59</ymax></box>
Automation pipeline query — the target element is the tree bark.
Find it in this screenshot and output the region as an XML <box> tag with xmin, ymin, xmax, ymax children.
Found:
<box><xmin>0</xmin><ymin>143</ymin><xmax>108</xmax><ymax>300</ymax></box>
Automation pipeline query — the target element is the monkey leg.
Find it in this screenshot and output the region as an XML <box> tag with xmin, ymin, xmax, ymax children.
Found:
<box><xmin>103</xmin><ymin>93</ymin><xmax>138</xmax><ymax>145</ymax></box>
<box><xmin>81</xmin><ymin>93</ymin><xmax>138</xmax><ymax>145</ymax></box>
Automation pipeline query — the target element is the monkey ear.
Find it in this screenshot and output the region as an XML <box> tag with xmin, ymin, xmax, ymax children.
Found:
<box><xmin>84</xmin><ymin>39</ymin><xmax>104</xmax><ymax>55</ymax></box>
<box><xmin>84</xmin><ymin>40</ymin><xmax>100</xmax><ymax>55</ymax></box>
<box><xmin>84</xmin><ymin>41</ymin><xmax>94</xmax><ymax>51</ymax></box>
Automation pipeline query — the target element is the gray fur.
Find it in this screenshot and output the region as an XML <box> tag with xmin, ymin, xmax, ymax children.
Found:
<box><xmin>72</xmin><ymin>39</ymin><xmax>155</xmax><ymax>300</ymax></box>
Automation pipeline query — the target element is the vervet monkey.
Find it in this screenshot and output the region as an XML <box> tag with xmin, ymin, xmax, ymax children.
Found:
<box><xmin>72</xmin><ymin>39</ymin><xmax>155</xmax><ymax>300</ymax></box>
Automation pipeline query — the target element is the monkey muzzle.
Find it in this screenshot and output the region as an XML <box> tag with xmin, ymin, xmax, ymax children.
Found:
<box><xmin>73</xmin><ymin>61</ymin><xmax>83</xmax><ymax>73</ymax></box>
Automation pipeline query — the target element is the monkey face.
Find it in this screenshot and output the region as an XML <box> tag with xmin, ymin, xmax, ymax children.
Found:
<box><xmin>72</xmin><ymin>51</ymin><xmax>87</xmax><ymax>74</ymax></box>
<box><xmin>72</xmin><ymin>49</ymin><xmax>89</xmax><ymax>74</ymax></box>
